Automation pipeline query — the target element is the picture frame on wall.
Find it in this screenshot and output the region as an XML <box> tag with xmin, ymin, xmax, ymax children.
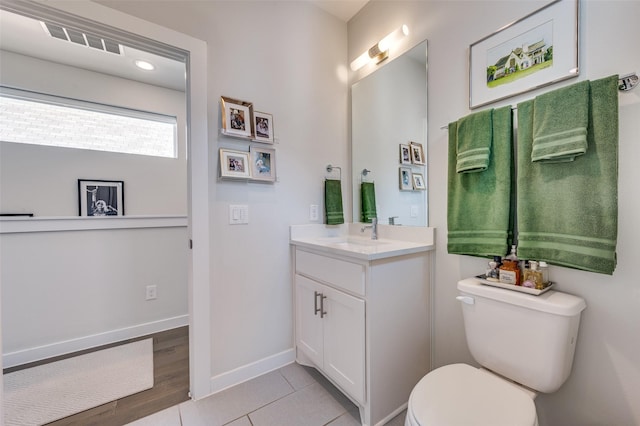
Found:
<box><xmin>469</xmin><ymin>0</ymin><xmax>579</xmax><ymax>109</ymax></box>
<box><xmin>253</xmin><ymin>111</ymin><xmax>274</xmax><ymax>143</ymax></box>
<box><xmin>250</xmin><ymin>146</ymin><xmax>276</xmax><ymax>182</ymax></box>
<box><xmin>219</xmin><ymin>148</ymin><xmax>251</xmax><ymax>178</ymax></box>
<box><xmin>412</xmin><ymin>173</ymin><xmax>426</xmax><ymax>190</ymax></box>
<box><xmin>78</xmin><ymin>179</ymin><xmax>124</xmax><ymax>216</ymax></box>
<box><xmin>220</xmin><ymin>96</ymin><xmax>253</xmax><ymax>137</ymax></box>
<box><xmin>400</xmin><ymin>144</ymin><xmax>412</xmax><ymax>164</ymax></box>
<box><xmin>399</xmin><ymin>167</ymin><xmax>413</xmax><ymax>191</ymax></box>
<box><xmin>410</xmin><ymin>142</ymin><xmax>425</xmax><ymax>165</ymax></box>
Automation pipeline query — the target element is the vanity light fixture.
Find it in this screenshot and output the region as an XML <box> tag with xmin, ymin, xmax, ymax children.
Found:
<box><xmin>350</xmin><ymin>25</ymin><xmax>409</xmax><ymax>72</ymax></box>
<box><xmin>134</xmin><ymin>59</ymin><xmax>155</xmax><ymax>71</ymax></box>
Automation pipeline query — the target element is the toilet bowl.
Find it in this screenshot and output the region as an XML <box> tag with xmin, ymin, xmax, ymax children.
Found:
<box><xmin>405</xmin><ymin>278</ymin><xmax>586</xmax><ymax>426</ymax></box>
<box><xmin>405</xmin><ymin>364</ymin><xmax>538</xmax><ymax>426</ymax></box>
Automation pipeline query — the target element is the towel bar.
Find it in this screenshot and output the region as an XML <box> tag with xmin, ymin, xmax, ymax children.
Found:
<box><xmin>326</xmin><ymin>164</ymin><xmax>341</xmax><ymax>180</ymax></box>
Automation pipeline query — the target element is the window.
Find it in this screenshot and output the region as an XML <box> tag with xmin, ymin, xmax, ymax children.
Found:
<box><xmin>0</xmin><ymin>87</ymin><xmax>177</xmax><ymax>158</ymax></box>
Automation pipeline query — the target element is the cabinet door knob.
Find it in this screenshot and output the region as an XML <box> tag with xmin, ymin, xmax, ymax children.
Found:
<box><xmin>314</xmin><ymin>291</ymin><xmax>322</xmax><ymax>316</ymax></box>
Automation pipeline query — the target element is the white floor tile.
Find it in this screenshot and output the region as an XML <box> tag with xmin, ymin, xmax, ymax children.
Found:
<box><xmin>179</xmin><ymin>370</ymin><xmax>294</xmax><ymax>426</ymax></box>
<box><xmin>279</xmin><ymin>362</ymin><xmax>322</xmax><ymax>390</ymax></box>
<box><xmin>248</xmin><ymin>382</ymin><xmax>353</xmax><ymax>426</ymax></box>
<box><xmin>125</xmin><ymin>405</ymin><xmax>181</xmax><ymax>426</ymax></box>
<box><xmin>326</xmin><ymin>410</ymin><xmax>362</xmax><ymax>426</ymax></box>
<box><xmin>224</xmin><ymin>416</ymin><xmax>252</xmax><ymax>426</ymax></box>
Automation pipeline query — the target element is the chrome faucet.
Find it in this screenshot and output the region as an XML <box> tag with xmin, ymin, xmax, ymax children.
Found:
<box><xmin>360</xmin><ymin>217</ymin><xmax>378</xmax><ymax>240</ymax></box>
<box><xmin>388</xmin><ymin>216</ymin><xmax>399</xmax><ymax>225</ymax></box>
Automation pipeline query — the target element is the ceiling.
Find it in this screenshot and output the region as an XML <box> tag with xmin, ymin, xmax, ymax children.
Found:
<box><xmin>311</xmin><ymin>0</ymin><xmax>369</xmax><ymax>22</ymax></box>
<box><xmin>0</xmin><ymin>2</ymin><xmax>369</xmax><ymax>92</ymax></box>
<box><xmin>0</xmin><ymin>9</ymin><xmax>186</xmax><ymax>91</ymax></box>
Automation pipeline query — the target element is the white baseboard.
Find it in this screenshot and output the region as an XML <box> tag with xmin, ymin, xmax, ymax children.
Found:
<box><xmin>3</xmin><ymin>315</ymin><xmax>188</xmax><ymax>368</ymax></box>
<box><xmin>208</xmin><ymin>348</ymin><xmax>296</xmax><ymax>395</ymax></box>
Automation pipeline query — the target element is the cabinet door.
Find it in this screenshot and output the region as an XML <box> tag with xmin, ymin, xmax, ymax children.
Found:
<box><xmin>295</xmin><ymin>275</ymin><xmax>324</xmax><ymax>367</ymax></box>
<box><xmin>323</xmin><ymin>286</ymin><xmax>366</xmax><ymax>404</ymax></box>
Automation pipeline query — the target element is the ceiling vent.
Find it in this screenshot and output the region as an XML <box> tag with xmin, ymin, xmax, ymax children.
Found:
<box><xmin>41</xmin><ymin>21</ymin><xmax>122</xmax><ymax>55</ymax></box>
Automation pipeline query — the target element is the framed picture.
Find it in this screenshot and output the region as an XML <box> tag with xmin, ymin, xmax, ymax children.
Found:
<box><xmin>412</xmin><ymin>173</ymin><xmax>426</xmax><ymax>190</ymax></box>
<box><xmin>78</xmin><ymin>179</ymin><xmax>124</xmax><ymax>216</ymax></box>
<box><xmin>253</xmin><ymin>111</ymin><xmax>274</xmax><ymax>143</ymax></box>
<box><xmin>250</xmin><ymin>146</ymin><xmax>276</xmax><ymax>182</ymax></box>
<box><xmin>399</xmin><ymin>167</ymin><xmax>413</xmax><ymax>191</ymax></box>
<box><xmin>410</xmin><ymin>142</ymin><xmax>425</xmax><ymax>165</ymax></box>
<box><xmin>219</xmin><ymin>148</ymin><xmax>251</xmax><ymax>178</ymax></box>
<box><xmin>220</xmin><ymin>96</ymin><xmax>253</xmax><ymax>137</ymax></box>
<box><xmin>469</xmin><ymin>0</ymin><xmax>579</xmax><ymax>109</ymax></box>
<box><xmin>400</xmin><ymin>144</ymin><xmax>412</xmax><ymax>164</ymax></box>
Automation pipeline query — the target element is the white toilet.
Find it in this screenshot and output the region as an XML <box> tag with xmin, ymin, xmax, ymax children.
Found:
<box><xmin>406</xmin><ymin>277</ymin><xmax>586</xmax><ymax>426</ymax></box>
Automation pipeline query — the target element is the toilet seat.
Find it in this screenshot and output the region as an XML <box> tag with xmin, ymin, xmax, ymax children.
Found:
<box><xmin>407</xmin><ymin>363</ymin><xmax>538</xmax><ymax>426</ymax></box>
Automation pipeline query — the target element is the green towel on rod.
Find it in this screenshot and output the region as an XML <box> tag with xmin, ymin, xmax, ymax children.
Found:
<box><xmin>324</xmin><ymin>179</ymin><xmax>344</xmax><ymax>225</ymax></box>
<box><xmin>516</xmin><ymin>75</ymin><xmax>618</xmax><ymax>275</ymax></box>
<box><xmin>447</xmin><ymin>106</ymin><xmax>514</xmax><ymax>257</ymax></box>
<box><xmin>532</xmin><ymin>80</ymin><xmax>590</xmax><ymax>163</ymax></box>
<box><xmin>360</xmin><ymin>182</ymin><xmax>377</xmax><ymax>223</ymax></box>
<box><xmin>456</xmin><ymin>109</ymin><xmax>493</xmax><ymax>173</ymax></box>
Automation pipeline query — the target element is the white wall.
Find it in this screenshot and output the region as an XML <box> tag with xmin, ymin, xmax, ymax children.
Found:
<box><xmin>0</xmin><ymin>222</ymin><xmax>188</xmax><ymax>367</ymax></box>
<box><xmin>0</xmin><ymin>50</ymin><xmax>187</xmax><ymax>216</ymax></box>
<box><xmin>349</xmin><ymin>1</ymin><xmax>640</xmax><ymax>425</ymax></box>
<box><xmin>97</xmin><ymin>0</ymin><xmax>349</xmax><ymax>386</ymax></box>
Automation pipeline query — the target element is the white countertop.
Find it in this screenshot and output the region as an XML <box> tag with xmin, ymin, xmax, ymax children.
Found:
<box><xmin>290</xmin><ymin>224</ymin><xmax>435</xmax><ymax>261</ymax></box>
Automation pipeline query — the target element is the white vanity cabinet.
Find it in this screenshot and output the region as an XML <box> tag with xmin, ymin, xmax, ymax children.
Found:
<box><xmin>292</xmin><ymin>238</ymin><xmax>432</xmax><ymax>426</ymax></box>
<box><xmin>295</xmin><ymin>273</ymin><xmax>365</xmax><ymax>403</ymax></box>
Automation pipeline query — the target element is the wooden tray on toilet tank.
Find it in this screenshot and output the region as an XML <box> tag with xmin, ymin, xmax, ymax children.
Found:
<box><xmin>475</xmin><ymin>275</ymin><xmax>554</xmax><ymax>296</ymax></box>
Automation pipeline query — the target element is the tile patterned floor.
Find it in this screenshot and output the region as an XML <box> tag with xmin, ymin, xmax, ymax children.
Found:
<box><xmin>127</xmin><ymin>362</ymin><xmax>407</xmax><ymax>426</ymax></box>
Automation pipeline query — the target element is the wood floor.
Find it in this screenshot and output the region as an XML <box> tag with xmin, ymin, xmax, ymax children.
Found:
<box><xmin>4</xmin><ymin>326</ymin><xmax>190</xmax><ymax>426</ymax></box>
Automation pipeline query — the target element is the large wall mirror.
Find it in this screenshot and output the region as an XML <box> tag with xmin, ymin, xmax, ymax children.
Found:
<box><xmin>351</xmin><ymin>40</ymin><xmax>428</xmax><ymax>226</ymax></box>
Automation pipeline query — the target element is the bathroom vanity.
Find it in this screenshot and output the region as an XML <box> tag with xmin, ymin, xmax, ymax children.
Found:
<box><xmin>290</xmin><ymin>224</ymin><xmax>434</xmax><ymax>426</ymax></box>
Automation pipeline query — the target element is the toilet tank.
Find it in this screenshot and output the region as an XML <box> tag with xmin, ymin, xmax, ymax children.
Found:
<box><xmin>457</xmin><ymin>278</ymin><xmax>586</xmax><ymax>393</ymax></box>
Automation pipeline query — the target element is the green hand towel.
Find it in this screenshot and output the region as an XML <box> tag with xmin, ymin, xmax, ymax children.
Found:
<box><xmin>447</xmin><ymin>106</ymin><xmax>513</xmax><ymax>257</ymax></box>
<box><xmin>516</xmin><ymin>75</ymin><xmax>618</xmax><ymax>275</ymax></box>
<box><xmin>532</xmin><ymin>80</ymin><xmax>589</xmax><ymax>163</ymax></box>
<box><xmin>360</xmin><ymin>182</ymin><xmax>377</xmax><ymax>223</ymax></box>
<box><xmin>324</xmin><ymin>179</ymin><xmax>344</xmax><ymax>225</ymax></box>
<box><xmin>456</xmin><ymin>109</ymin><xmax>493</xmax><ymax>173</ymax></box>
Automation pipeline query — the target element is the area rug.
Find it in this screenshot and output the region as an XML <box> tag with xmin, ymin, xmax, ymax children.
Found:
<box><xmin>3</xmin><ymin>338</ymin><xmax>154</xmax><ymax>426</ymax></box>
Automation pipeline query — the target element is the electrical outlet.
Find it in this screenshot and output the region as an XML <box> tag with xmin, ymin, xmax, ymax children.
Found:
<box><xmin>146</xmin><ymin>285</ymin><xmax>157</xmax><ymax>300</ymax></box>
<box><xmin>309</xmin><ymin>204</ymin><xmax>319</xmax><ymax>221</ymax></box>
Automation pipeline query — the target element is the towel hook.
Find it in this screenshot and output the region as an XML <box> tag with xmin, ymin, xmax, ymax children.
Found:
<box><xmin>326</xmin><ymin>164</ymin><xmax>342</xmax><ymax>180</ymax></box>
<box><xmin>619</xmin><ymin>73</ymin><xmax>638</xmax><ymax>92</ymax></box>
<box><xmin>362</xmin><ymin>169</ymin><xmax>371</xmax><ymax>176</ymax></box>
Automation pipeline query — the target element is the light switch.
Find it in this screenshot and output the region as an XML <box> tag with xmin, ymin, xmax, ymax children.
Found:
<box><xmin>410</xmin><ymin>205</ymin><xmax>419</xmax><ymax>218</ymax></box>
<box><xmin>229</xmin><ymin>204</ymin><xmax>249</xmax><ymax>224</ymax></box>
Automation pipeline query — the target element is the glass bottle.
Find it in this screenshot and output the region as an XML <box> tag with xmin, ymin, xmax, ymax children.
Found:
<box><xmin>499</xmin><ymin>259</ymin><xmax>521</xmax><ymax>285</ymax></box>
<box><xmin>523</xmin><ymin>261</ymin><xmax>543</xmax><ymax>289</ymax></box>
<box><xmin>538</xmin><ymin>261</ymin><xmax>550</xmax><ymax>286</ymax></box>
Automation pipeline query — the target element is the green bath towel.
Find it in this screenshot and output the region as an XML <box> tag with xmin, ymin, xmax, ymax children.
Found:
<box><xmin>447</xmin><ymin>106</ymin><xmax>514</xmax><ymax>257</ymax></box>
<box><xmin>456</xmin><ymin>109</ymin><xmax>493</xmax><ymax>173</ymax></box>
<box><xmin>532</xmin><ymin>80</ymin><xmax>590</xmax><ymax>163</ymax></box>
<box><xmin>324</xmin><ymin>179</ymin><xmax>344</xmax><ymax>225</ymax></box>
<box><xmin>516</xmin><ymin>75</ymin><xmax>618</xmax><ymax>275</ymax></box>
<box><xmin>360</xmin><ymin>182</ymin><xmax>377</xmax><ymax>223</ymax></box>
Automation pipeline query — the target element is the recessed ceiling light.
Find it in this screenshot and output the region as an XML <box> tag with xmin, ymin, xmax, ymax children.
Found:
<box><xmin>134</xmin><ymin>60</ymin><xmax>155</xmax><ymax>71</ymax></box>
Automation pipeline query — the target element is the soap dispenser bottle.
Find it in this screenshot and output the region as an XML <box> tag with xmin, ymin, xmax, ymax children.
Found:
<box><xmin>523</xmin><ymin>261</ymin><xmax>543</xmax><ymax>289</ymax></box>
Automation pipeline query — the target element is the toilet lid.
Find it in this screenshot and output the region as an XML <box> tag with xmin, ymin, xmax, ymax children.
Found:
<box><xmin>409</xmin><ymin>363</ymin><xmax>537</xmax><ymax>426</ymax></box>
